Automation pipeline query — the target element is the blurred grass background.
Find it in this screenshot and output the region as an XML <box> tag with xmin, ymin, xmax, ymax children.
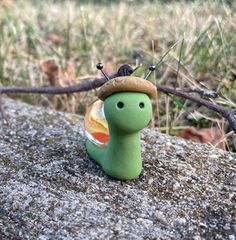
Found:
<box><xmin>0</xmin><ymin>0</ymin><xmax>235</xmax><ymax>149</ymax></box>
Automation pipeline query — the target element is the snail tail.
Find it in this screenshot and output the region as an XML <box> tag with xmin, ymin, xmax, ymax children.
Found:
<box><xmin>86</xmin><ymin>139</ymin><xmax>106</xmax><ymax>166</ymax></box>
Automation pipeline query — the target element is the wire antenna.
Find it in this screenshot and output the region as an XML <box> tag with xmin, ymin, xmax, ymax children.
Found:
<box><xmin>144</xmin><ymin>65</ymin><xmax>156</xmax><ymax>80</ymax></box>
<box><xmin>96</xmin><ymin>63</ymin><xmax>110</xmax><ymax>81</ymax></box>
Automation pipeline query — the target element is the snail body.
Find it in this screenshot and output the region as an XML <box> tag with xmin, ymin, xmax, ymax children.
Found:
<box><xmin>85</xmin><ymin>76</ymin><xmax>156</xmax><ymax>180</ymax></box>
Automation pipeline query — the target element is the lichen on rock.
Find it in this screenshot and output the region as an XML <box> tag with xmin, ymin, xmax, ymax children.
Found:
<box><xmin>0</xmin><ymin>98</ymin><xmax>235</xmax><ymax>239</ymax></box>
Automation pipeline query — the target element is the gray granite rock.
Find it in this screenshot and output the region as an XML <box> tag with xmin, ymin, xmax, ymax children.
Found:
<box><xmin>0</xmin><ymin>98</ymin><xmax>235</xmax><ymax>240</ymax></box>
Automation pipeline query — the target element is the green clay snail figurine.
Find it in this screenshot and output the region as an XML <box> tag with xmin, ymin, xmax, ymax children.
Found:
<box><xmin>85</xmin><ymin>64</ymin><xmax>157</xmax><ymax>180</ymax></box>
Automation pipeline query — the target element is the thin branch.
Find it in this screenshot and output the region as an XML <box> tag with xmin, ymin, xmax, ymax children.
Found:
<box><xmin>0</xmin><ymin>64</ymin><xmax>235</xmax><ymax>133</ymax></box>
<box><xmin>180</xmin><ymin>88</ymin><xmax>219</xmax><ymax>98</ymax></box>
<box><xmin>0</xmin><ymin>64</ymin><xmax>133</xmax><ymax>95</ymax></box>
<box><xmin>0</xmin><ymin>74</ymin><xmax>111</xmax><ymax>94</ymax></box>
<box><xmin>156</xmin><ymin>84</ymin><xmax>236</xmax><ymax>132</ymax></box>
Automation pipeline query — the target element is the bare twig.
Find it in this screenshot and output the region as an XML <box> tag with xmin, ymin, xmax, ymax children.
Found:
<box><xmin>0</xmin><ymin>64</ymin><xmax>133</xmax><ymax>95</ymax></box>
<box><xmin>0</xmin><ymin>64</ymin><xmax>235</xmax><ymax>132</ymax></box>
<box><xmin>156</xmin><ymin>84</ymin><xmax>236</xmax><ymax>132</ymax></box>
<box><xmin>0</xmin><ymin>73</ymin><xmax>111</xmax><ymax>94</ymax></box>
<box><xmin>181</xmin><ymin>88</ymin><xmax>219</xmax><ymax>98</ymax></box>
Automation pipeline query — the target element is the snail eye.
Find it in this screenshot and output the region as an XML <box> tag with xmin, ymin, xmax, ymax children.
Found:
<box><xmin>117</xmin><ymin>101</ymin><xmax>124</xmax><ymax>109</ymax></box>
<box><xmin>139</xmin><ymin>102</ymin><xmax>145</xmax><ymax>109</ymax></box>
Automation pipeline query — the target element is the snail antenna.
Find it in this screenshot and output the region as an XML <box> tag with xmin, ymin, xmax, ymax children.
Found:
<box><xmin>96</xmin><ymin>63</ymin><xmax>110</xmax><ymax>81</ymax></box>
<box><xmin>145</xmin><ymin>64</ymin><xmax>156</xmax><ymax>80</ymax></box>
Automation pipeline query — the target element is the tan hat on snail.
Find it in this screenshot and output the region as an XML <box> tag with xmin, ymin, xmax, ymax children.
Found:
<box><xmin>97</xmin><ymin>76</ymin><xmax>157</xmax><ymax>101</ymax></box>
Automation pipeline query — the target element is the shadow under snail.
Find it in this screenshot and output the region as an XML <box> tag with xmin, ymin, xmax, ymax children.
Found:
<box><xmin>85</xmin><ymin>65</ymin><xmax>157</xmax><ymax>180</ymax></box>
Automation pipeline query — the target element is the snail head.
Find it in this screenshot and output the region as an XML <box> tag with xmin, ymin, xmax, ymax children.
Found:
<box><xmin>96</xmin><ymin>64</ymin><xmax>157</xmax><ymax>132</ymax></box>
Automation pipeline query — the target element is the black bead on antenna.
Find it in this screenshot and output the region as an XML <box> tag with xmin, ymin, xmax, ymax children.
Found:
<box><xmin>96</xmin><ymin>63</ymin><xmax>110</xmax><ymax>81</ymax></box>
<box><xmin>145</xmin><ymin>64</ymin><xmax>156</xmax><ymax>80</ymax></box>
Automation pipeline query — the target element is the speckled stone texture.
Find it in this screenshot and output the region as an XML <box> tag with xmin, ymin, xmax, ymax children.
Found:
<box><xmin>0</xmin><ymin>98</ymin><xmax>235</xmax><ymax>240</ymax></box>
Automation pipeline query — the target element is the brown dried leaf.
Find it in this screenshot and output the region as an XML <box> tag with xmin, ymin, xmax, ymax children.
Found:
<box><xmin>47</xmin><ymin>33</ymin><xmax>63</xmax><ymax>44</ymax></box>
<box><xmin>41</xmin><ymin>59</ymin><xmax>59</xmax><ymax>86</ymax></box>
<box><xmin>59</xmin><ymin>60</ymin><xmax>77</xmax><ymax>86</ymax></box>
<box><xmin>0</xmin><ymin>0</ymin><xmax>12</xmax><ymax>7</ymax></box>
<box><xmin>178</xmin><ymin>127</ymin><xmax>226</xmax><ymax>150</ymax></box>
<box><xmin>41</xmin><ymin>59</ymin><xmax>77</xmax><ymax>87</ymax></box>
<box><xmin>103</xmin><ymin>62</ymin><xmax>115</xmax><ymax>75</ymax></box>
<box><xmin>39</xmin><ymin>59</ymin><xmax>86</xmax><ymax>112</ymax></box>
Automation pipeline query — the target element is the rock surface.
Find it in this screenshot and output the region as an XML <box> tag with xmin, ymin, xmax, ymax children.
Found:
<box><xmin>0</xmin><ymin>98</ymin><xmax>235</xmax><ymax>240</ymax></box>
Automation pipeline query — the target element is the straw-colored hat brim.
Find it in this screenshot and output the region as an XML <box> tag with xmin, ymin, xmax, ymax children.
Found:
<box><xmin>97</xmin><ymin>76</ymin><xmax>157</xmax><ymax>101</ymax></box>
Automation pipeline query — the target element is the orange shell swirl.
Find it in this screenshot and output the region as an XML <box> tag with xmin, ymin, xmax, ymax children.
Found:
<box><xmin>84</xmin><ymin>100</ymin><xmax>109</xmax><ymax>146</ymax></box>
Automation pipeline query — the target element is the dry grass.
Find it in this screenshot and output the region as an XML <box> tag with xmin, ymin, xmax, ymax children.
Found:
<box><xmin>0</xmin><ymin>0</ymin><xmax>235</xmax><ymax>149</ymax></box>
